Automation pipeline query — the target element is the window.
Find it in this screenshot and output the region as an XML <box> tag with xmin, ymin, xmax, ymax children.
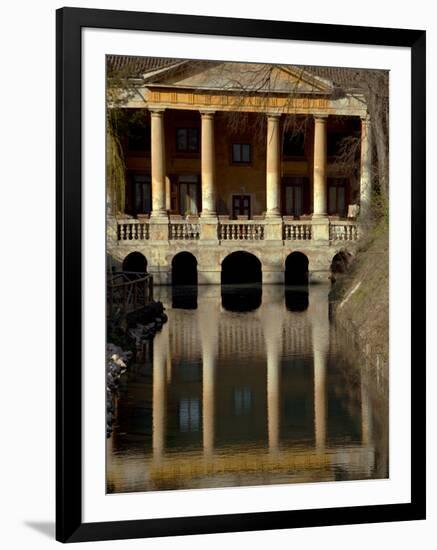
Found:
<box><xmin>127</xmin><ymin>122</ymin><xmax>150</xmax><ymax>152</ymax></box>
<box><xmin>232</xmin><ymin>195</ymin><xmax>251</xmax><ymax>218</ymax></box>
<box><xmin>176</xmin><ymin>128</ymin><xmax>199</xmax><ymax>152</ymax></box>
<box><xmin>179</xmin><ymin>398</ymin><xmax>200</xmax><ymax>432</ymax></box>
<box><xmin>131</xmin><ymin>173</ymin><xmax>151</xmax><ymax>215</ymax></box>
<box><xmin>328</xmin><ymin>178</ymin><xmax>348</xmax><ymax>217</ymax></box>
<box><xmin>232</xmin><ymin>143</ymin><xmax>251</xmax><ymax>163</ymax></box>
<box><xmin>283</xmin><ymin>131</ymin><xmax>305</xmax><ymax>157</ymax></box>
<box><xmin>234</xmin><ymin>387</ymin><xmax>252</xmax><ymax>415</ymax></box>
<box><xmin>283</xmin><ymin>177</ymin><xmax>308</xmax><ymax>216</ymax></box>
<box><xmin>178</xmin><ymin>175</ymin><xmax>199</xmax><ymax>215</ymax></box>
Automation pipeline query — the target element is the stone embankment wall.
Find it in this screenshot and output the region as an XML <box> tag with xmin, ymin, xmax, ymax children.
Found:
<box><xmin>330</xmin><ymin>224</ymin><xmax>389</xmax><ymax>375</ymax></box>
<box><xmin>106</xmin><ymin>300</ymin><xmax>168</xmax><ymax>437</ymax></box>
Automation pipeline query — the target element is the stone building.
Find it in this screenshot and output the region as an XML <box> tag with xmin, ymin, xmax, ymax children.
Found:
<box><xmin>107</xmin><ymin>57</ymin><xmax>372</xmax><ymax>284</ymax></box>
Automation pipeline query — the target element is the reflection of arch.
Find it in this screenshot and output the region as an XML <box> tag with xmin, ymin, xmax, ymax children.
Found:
<box><xmin>285</xmin><ymin>252</ymin><xmax>309</xmax><ymax>285</ymax></box>
<box><xmin>221</xmin><ymin>251</ymin><xmax>262</xmax><ymax>285</ymax></box>
<box><xmin>331</xmin><ymin>250</ymin><xmax>353</xmax><ymax>274</ymax></box>
<box><xmin>122</xmin><ymin>251</ymin><xmax>148</xmax><ymax>274</ymax></box>
<box><xmin>285</xmin><ymin>289</ymin><xmax>309</xmax><ymax>312</ymax></box>
<box><xmin>172</xmin><ymin>252</ymin><xmax>198</xmax><ymax>285</ymax></box>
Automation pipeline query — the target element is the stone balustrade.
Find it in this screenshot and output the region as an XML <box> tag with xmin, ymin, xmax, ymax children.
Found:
<box><xmin>218</xmin><ymin>220</ymin><xmax>265</xmax><ymax>241</ymax></box>
<box><xmin>169</xmin><ymin>220</ymin><xmax>200</xmax><ymax>240</ymax></box>
<box><xmin>283</xmin><ymin>221</ymin><xmax>312</xmax><ymax>241</ymax></box>
<box><xmin>329</xmin><ymin>221</ymin><xmax>359</xmax><ymax>241</ymax></box>
<box><xmin>115</xmin><ymin>217</ymin><xmax>359</xmax><ymax>243</ymax></box>
<box><xmin>117</xmin><ymin>219</ymin><xmax>150</xmax><ymax>241</ymax></box>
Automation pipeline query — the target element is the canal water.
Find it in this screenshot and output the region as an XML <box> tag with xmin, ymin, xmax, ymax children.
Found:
<box><xmin>107</xmin><ymin>284</ymin><xmax>388</xmax><ymax>494</ymax></box>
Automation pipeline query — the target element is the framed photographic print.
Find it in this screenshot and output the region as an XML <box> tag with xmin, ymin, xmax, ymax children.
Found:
<box><xmin>56</xmin><ymin>7</ymin><xmax>426</xmax><ymax>543</ymax></box>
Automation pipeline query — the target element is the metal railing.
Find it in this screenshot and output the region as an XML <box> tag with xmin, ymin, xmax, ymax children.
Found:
<box><xmin>107</xmin><ymin>272</ymin><xmax>153</xmax><ymax>318</ymax></box>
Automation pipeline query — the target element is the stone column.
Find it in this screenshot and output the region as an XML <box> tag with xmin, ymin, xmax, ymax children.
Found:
<box><xmin>200</xmin><ymin>110</ymin><xmax>216</xmax><ymax>218</ymax></box>
<box><xmin>313</xmin><ymin>115</ymin><xmax>328</xmax><ymax>218</ymax></box>
<box><xmin>266</xmin><ymin>114</ymin><xmax>281</xmax><ymax>218</ymax></box>
<box><xmin>149</xmin><ymin>108</ymin><xmax>167</xmax><ymax>219</ymax></box>
<box><xmin>312</xmin><ymin>115</ymin><xmax>330</xmax><ymax>242</ymax></box>
<box><xmin>360</xmin><ymin>115</ymin><xmax>372</xmax><ymax>218</ymax></box>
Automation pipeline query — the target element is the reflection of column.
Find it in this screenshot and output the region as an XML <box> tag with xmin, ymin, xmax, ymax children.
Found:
<box><xmin>150</xmin><ymin>108</ymin><xmax>167</xmax><ymax>218</ymax></box>
<box><xmin>200</xmin><ymin>110</ymin><xmax>216</xmax><ymax>217</ymax></box>
<box><xmin>361</xmin><ymin>377</ymin><xmax>373</xmax><ymax>445</ymax></box>
<box><xmin>309</xmin><ymin>285</ymin><xmax>330</xmax><ymax>452</ymax></box>
<box><xmin>313</xmin><ymin>116</ymin><xmax>328</xmax><ymax>218</ymax></box>
<box><xmin>198</xmin><ymin>292</ymin><xmax>220</xmax><ymax>457</ymax></box>
<box><xmin>266</xmin><ymin>114</ymin><xmax>281</xmax><ymax>218</ymax></box>
<box><xmin>313</xmin><ymin>348</ymin><xmax>326</xmax><ymax>451</ymax></box>
<box><xmin>267</xmin><ymin>352</ymin><xmax>280</xmax><ymax>451</ymax></box>
<box><xmin>259</xmin><ymin>295</ymin><xmax>284</xmax><ymax>452</ymax></box>
<box><xmin>202</xmin><ymin>354</ymin><xmax>215</xmax><ymax>456</ymax></box>
<box><xmin>152</xmin><ymin>328</ymin><xmax>168</xmax><ymax>460</ymax></box>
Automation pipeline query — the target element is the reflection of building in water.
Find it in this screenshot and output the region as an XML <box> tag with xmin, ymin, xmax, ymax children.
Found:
<box><xmin>108</xmin><ymin>285</ymin><xmax>379</xmax><ymax>492</ymax></box>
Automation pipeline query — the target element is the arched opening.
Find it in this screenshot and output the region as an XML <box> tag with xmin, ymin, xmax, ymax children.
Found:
<box><xmin>172</xmin><ymin>252</ymin><xmax>198</xmax><ymax>285</ymax></box>
<box><xmin>122</xmin><ymin>252</ymin><xmax>148</xmax><ymax>276</ymax></box>
<box><xmin>331</xmin><ymin>250</ymin><xmax>353</xmax><ymax>275</ymax></box>
<box><xmin>221</xmin><ymin>252</ymin><xmax>262</xmax><ymax>285</ymax></box>
<box><xmin>285</xmin><ymin>252</ymin><xmax>309</xmax><ymax>285</ymax></box>
<box><xmin>284</xmin><ymin>252</ymin><xmax>309</xmax><ymax>311</ymax></box>
<box><xmin>171</xmin><ymin>252</ymin><xmax>198</xmax><ymax>309</ymax></box>
<box><xmin>221</xmin><ymin>252</ymin><xmax>262</xmax><ymax>312</ymax></box>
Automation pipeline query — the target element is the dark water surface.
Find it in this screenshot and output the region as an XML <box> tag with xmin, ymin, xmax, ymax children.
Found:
<box><xmin>107</xmin><ymin>284</ymin><xmax>388</xmax><ymax>493</ymax></box>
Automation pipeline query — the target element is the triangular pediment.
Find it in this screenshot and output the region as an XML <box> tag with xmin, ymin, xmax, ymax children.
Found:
<box><xmin>142</xmin><ymin>61</ymin><xmax>335</xmax><ymax>95</ymax></box>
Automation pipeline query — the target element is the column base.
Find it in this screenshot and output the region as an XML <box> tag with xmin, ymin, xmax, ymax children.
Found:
<box><xmin>265</xmin><ymin>210</ymin><xmax>282</xmax><ymax>219</ymax></box>
<box><xmin>149</xmin><ymin>211</ymin><xmax>169</xmax><ymax>221</ymax></box>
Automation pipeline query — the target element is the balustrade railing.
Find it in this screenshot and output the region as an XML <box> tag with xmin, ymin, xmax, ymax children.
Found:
<box><xmin>117</xmin><ymin>219</ymin><xmax>150</xmax><ymax>241</ymax></box>
<box><xmin>329</xmin><ymin>221</ymin><xmax>359</xmax><ymax>241</ymax></box>
<box><xmin>115</xmin><ymin>217</ymin><xmax>359</xmax><ymax>243</ymax></box>
<box><xmin>218</xmin><ymin>221</ymin><xmax>264</xmax><ymax>241</ymax></box>
<box><xmin>283</xmin><ymin>221</ymin><xmax>312</xmax><ymax>241</ymax></box>
<box><xmin>169</xmin><ymin>220</ymin><xmax>200</xmax><ymax>240</ymax></box>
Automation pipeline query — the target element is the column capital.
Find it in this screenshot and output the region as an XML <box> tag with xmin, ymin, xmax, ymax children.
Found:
<box><xmin>313</xmin><ymin>114</ymin><xmax>328</xmax><ymax>122</ymax></box>
<box><xmin>360</xmin><ymin>113</ymin><xmax>371</xmax><ymax>124</ymax></box>
<box><xmin>266</xmin><ymin>111</ymin><xmax>281</xmax><ymax>119</ymax></box>
<box><xmin>149</xmin><ymin>107</ymin><xmax>165</xmax><ymax>116</ymax></box>
<box><xmin>199</xmin><ymin>109</ymin><xmax>216</xmax><ymax>117</ymax></box>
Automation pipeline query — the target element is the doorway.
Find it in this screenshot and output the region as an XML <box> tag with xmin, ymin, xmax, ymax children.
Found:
<box><xmin>232</xmin><ymin>194</ymin><xmax>251</xmax><ymax>218</ymax></box>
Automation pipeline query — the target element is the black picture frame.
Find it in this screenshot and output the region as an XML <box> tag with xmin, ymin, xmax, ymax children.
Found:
<box><xmin>56</xmin><ymin>7</ymin><xmax>426</xmax><ymax>543</ymax></box>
